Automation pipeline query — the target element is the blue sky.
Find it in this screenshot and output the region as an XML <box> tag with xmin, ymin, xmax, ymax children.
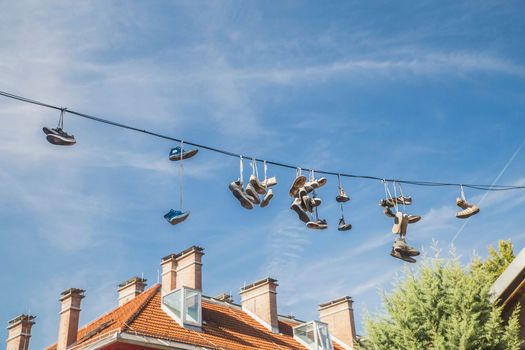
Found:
<box><xmin>1</xmin><ymin>1</ymin><xmax>525</xmax><ymax>348</ymax></box>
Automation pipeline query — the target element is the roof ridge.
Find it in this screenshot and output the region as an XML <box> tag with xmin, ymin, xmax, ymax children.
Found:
<box><xmin>121</xmin><ymin>284</ymin><xmax>160</xmax><ymax>331</ymax></box>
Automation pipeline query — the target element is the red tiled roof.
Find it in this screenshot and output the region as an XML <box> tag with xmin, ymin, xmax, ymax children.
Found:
<box><xmin>47</xmin><ymin>285</ymin><xmax>346</xmax><ymax>350</ymax></box>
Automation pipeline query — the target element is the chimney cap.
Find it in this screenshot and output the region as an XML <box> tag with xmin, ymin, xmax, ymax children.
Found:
<box><xmin>118</xmin><ymin>276</ymin><xmax>147</xmax><ymax>288</ymax></box>
<box><xmin>318</xmin><ymin>296</ymin><xmax>353</xmax><ymax>309</ymax></box>
<box><xmin>7</xmin><ymin>315</ymin><xmax>36</xmax><ymax>328</ymax></box>
<box><xmin>59</xmin><ymin>288</ymin><xmax>85</xmax><ymax>301</ymax></box>
<box><xmin>162</xmin><ymin>246</ymin><xmax>204</xmax><ymax>262</ymax></box>
<box><xmin>240</xmin><ymin>277</ymin><xmax>278</xmax><ymax>292</ymax></box>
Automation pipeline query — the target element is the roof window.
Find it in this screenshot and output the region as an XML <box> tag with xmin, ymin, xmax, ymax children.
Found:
<box><xmin>161</xmin><ymin>286</ymin><xmax>202</xmax><ymax>329</ymax></box>
<box><xmin>293</xmin><ymin>321</ymin><xmax>334</xmax><ymax>350</ymax></box>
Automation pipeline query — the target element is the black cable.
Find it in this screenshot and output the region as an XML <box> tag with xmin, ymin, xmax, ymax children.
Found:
<box><xmin>1</xmin><ymin>89</ymin><xmax>524</xmax><ymax>192</ymax></box>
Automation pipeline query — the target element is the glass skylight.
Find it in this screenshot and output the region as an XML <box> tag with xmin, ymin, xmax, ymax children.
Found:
<box><xmin>162</xmin><ymin>286</ymin><xmax>202</xmax><ymax>328</ymax></box>
<box><xmin>293</xmin><ymin>321</ymin><xmax>334</xmax><ymax>350</ymax></box>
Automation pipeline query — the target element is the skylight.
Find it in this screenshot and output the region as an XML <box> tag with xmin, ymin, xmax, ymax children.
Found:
<box><xmin>293</xmin><ymin>321</ymin><xmax>334</xmax><ymax>350</ymax></box>
<box><xmin>162</xmin><ymin>286</ymin><xmax>202</xmax><ymax>329</ymax></box>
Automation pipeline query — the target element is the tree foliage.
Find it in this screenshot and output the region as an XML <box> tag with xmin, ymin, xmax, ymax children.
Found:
<box><xmin>360</xmin><ymin>241</ymin><xmax>521</xmax><ymax>350</ymax></box>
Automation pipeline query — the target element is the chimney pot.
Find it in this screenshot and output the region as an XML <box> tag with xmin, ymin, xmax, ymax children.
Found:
<box><xmin>213</xmin><ymin>293</ymin><xmax>234</xmax><ymax>303</ymax></box>
<box><xmin>57</xmin><ymin>288</ymin><xmax>85</xmax><ymax>350</ymax></box>
<box><xmin>240</xmin><ymin>277</ymin><xmax>279</xmax><ymax>333</ymax></box>
<box><xmin>318</xmin><ymin>296</ymin><xmax>356</xmax><ymax>347</ymax></box>
<box><xmin>117</xmin><ymin>277</ymin><xmax>147</xmax><ymax>306</ymax></box>
<box><xmin>6</xmin><ymin>315</ymin><xmax>35</xmax><ymax>350</ymax></box>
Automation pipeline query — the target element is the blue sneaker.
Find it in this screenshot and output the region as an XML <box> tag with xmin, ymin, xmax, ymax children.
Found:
<box><xmin>169</xmin><ymin>146</ymin><xmax>198</xmax><ymax>161</ymax></box>
<box><xmin>164</xmin><ymin>209</ymin><xmax>190</xmax><ymax>225</ymax></box>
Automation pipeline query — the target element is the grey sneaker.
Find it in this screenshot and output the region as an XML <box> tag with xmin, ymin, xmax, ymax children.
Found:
<box><xmin>291</xmin><ymin>198</ymin><xmax>310</xmax><ymax>223</ymax></box>
<box><xmin>338</xmin><ymin>218</ymin><xmax>352</xmax><ymax>231</ymax></box>
<box><xmin>289</xmin><ymin>175</ymin><xmax>307</xmax><ymax>197</ymax></box>
<box><xmin>229</xmin><ymin>180</ymin><xmax>253</xmax><ymax>210</ymax></box>
<box><xmin>390</xmin><ymin>248</ymin><xmax>417</xmax><ymax>263</ymax></box>
<box><xmin>393</xmin><ymin>238</ymin><xmax>420</xmax><ymax>256</ymax></box>
<box><xmin>245</xmin><ymin>183</ymin><xmax>260</xmax><ymax>204</ymax></box>
<box><xmin>307</xmin><ymin>218</ymin><xmax>328</xmax><ymax>230</ymax></box>
<box><xmin>260</xmin><ymin>189</ymin><xmax>273</xmax><ymax>208</ymax></box>
<box><xmin>249</xmin><ymin>174</ymin><xmax>267</xmax><ymax>195</ymax></box>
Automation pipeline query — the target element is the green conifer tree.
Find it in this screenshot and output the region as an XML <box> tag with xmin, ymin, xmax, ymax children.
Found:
<box><xmin>359</xmin><ymin>242</ymin><xmax>521</xmax><ymax>350</ymax></box>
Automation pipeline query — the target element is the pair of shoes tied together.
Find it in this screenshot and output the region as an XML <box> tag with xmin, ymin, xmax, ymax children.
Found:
<box><xmin>229</xmin><ymin>158</ymin><xmax>277</xmax><ymax>210</ymax></box>
<box><xmin>289</xmin><ymin>171</ymin><xmax>328</xmax><ymax>229</ymax></box>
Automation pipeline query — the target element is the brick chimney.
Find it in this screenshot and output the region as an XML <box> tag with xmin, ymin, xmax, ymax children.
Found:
<box><xmin>318</xmin><ymin>296</ymin><xmax>356</xmax><ymax>347</ymax></box>
<box><xmin>239</xmin><ymin>278</ymin><xmax>279</xmax><ymax>333</ymax></box>
<box><xmin>161</xmin><ymin>254</ymin><xmax>178</xmax><ymax>295</ymax></box>
<box><xmin>117</xmin><ymin>277</ymin><xmax>147</xmax><ymax>306</ymax></box>
<box><xmin>6</xmin><ymin>315</ymin><xmax>35</xmax><ymax>350</ymax></box>
<box><xmin>175</xmin><ymin>246</ymin><xmax>204</xmax><ymax>291</ymax></box>
<box><xmin>161</xmin><ymin>246</ymin><xmax>204</xmax><ymax>295</ymax></box>
<box><xmin>57</xmin><ymin>288</ymin><xmax>85</xmax><ymax>350</ymax></box>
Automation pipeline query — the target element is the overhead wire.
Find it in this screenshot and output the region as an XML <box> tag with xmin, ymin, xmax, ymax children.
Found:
<box><xmin>1</xmin><ymin>89</ymin><xmax>524</xmax><ymax>192</ymax></box>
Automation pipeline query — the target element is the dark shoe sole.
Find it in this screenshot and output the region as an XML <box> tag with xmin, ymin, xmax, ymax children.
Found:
<box><xmin>230</xmin><ymin>187</ymin><xmax>253</xmax><ymax>209</ymax></box>
<box><xmin>169</xmin><ymin>149</ymin><xmax>198</xmax><ymax>161</ymax></box>
<box><xmin>291</xmin><ymin>203</ymin><xmax>309</xmax><ymax>223</ymax></box>
<box><xmin>338</xmin><ymin>224</ymin><xmax>352</xmax><ymax>231</ymax></box>
<box><xmin>46</xmin><ymin>134</ymin><xmax>76</xmax><ymax>146</ymax></box>
<box><xmin>260</xmin><ymin>191</ymin><xmax>273</xmax><ymax>208</ymax></box>
<box><xmin>390</xmin><ymin>250</ymin><xmax>416</xmax><ymax>263</ymax></box>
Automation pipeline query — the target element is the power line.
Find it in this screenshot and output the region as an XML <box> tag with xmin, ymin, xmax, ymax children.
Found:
<box><xmin>1</xmin><ymin>89</ymin><xmax>523</xmax><ymax>192</ymax></box>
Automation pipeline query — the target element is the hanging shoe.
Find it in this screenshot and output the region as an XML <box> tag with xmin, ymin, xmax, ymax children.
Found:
<box><xmin>396</xmin><ymin>196</ymin><xmax>412</xmax><ymax>205</ymax></box>
<box><xmin>455</xmin><ymin>197</ymin><xmax>480</xmax><ymax>219</ymax></box>
<box><xmin>249</xmin><ymin>174</ymin><xmax>267</xmax><ymax>195</ymax></box>
<box><xmin>338</xmin><ymin>217</ymin><xmax>352</xmax><ymax>231</ymax></box>
<box><xmin>393</xmin><ymin>238</ymin><xmax>420</xmax><ymax>256</ymax></box>
<box><xmin>392</xmin><ymin>211</ymin><xmax>403</xmax><ymax>234</ymax></box>
<box><xmin>407</xmin><ymin>215</ymin><xmax>421</xmax><ymax>224</ymax></box>
<box><xmin>400</xmin><ymin>214</ymin><xmax>409</xmax><ymax>236</ymax></box>
<box><xmin>289</xmin><ymin>175</ymin><xmax>307</xmax><ymax>197</ymax></box>
<box><xmin>291</xmin><ymin>198</ymin><xmax>310</xmax><ymax>223</ymax></box>
<box><xmin>164</xmin><ymin>209</ymin><xmax>190</xmax><ymax>225</ymax></box>
<box><xmin>304</xmin><ymin>177</ymin><xmax>327</xmax><ymax>191</ymax></box>
<box><xmin>384</xmin><ymin>207</ymin><xmax>396</xmax><ymax>218</ymax></box>
<box><xmin>390</xmin><ymin>248</ymin><xmax>417</xmax><ymax>263</ymax></box>
<box><xmin>307</xmin><ymin>218</ymin><xmax>328</xmax><ymax>230</ymax></box>
<box><xmin>379</xmin><ymin>198</ymin><xmax>396</xmax><ymax>208</ymax></box>
<box><xmin>262</xmin><ymin>176</ymin><xmax>278</xmax><ymax>188</ymax></box>
<box><xmin>260</xmin><ymin>189</ymin><xmax>273</xmax><ymax>208</ymax></box>
<box><xmin>229</xmin><ymin>180</ymin><xmax>253</xmax><ymax>210</ymax></box>
<box><xmin>43</xmin><ymin>127</ymin><xmax>76</xmax><ymax>146</ymax></box>
<box><xmin>310</xmin><ymin>197</ymin><xmax>322</xmax><ymax>207</ymax></box>
<box><xmin>336</xmin><ymin>188</ymin><xmax>350</xmax><ymax>203</ymax></box>
<box><xmin>169</xmin><ymin>146</ymin><xmax>198</xmax><ymax>161</ymax></box>
<box><xmin>245</xmin><ymin>183</ymin><xmax>260</xmax><ymax>204</ymax></box>
<box><xmin>301</xmin><ymin>195</ymin><xmax>313</xmax><ymax>213</ymax></box>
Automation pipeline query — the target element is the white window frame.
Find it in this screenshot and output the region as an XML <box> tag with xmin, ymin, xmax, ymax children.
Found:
<box><xmin>293</xmin><ymin>320</ymin><xmax>334</xmax><ymax>350</ymax></box>
<box><xmin>161</xmin><ymin>286</ymin><xmax>202</xmax><ymax>329</ymax></box>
